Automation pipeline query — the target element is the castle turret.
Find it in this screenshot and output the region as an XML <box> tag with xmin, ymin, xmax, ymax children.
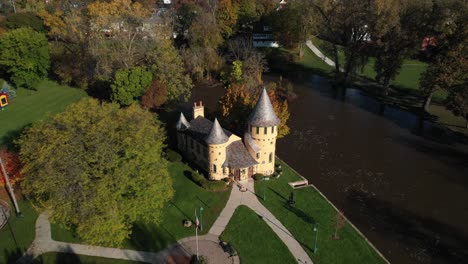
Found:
<box><xmin>205</xmin><ymin>118</ymin><xmax>229</xmax><ymax>180</ymax></box>
<box><xmin>176</xmin><ymin>112</ymin><xmax>190</xmax><ymax>151</ymax></box>
<box><xmin>193</xmin><ymin>101</ymin><xmax>204</xmax><ymax>119</ymax></box>
<box><xmin>247</xmin><ymin>88</ymin><xmax>280</xmax><ymax>175</ymax></box>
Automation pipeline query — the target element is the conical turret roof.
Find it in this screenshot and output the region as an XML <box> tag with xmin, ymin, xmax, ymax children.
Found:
<box><xmin>205</xmin><ymin>118</ymin><xmax>229</xmax><ymax>145</ymax></box>
<box><xmin>248</xmin><ymin>88</ymin><xmax>280</xmax><ymax>127</ymax></box>
<box><xmin>176</xmin><ymin>112</ymin><xmax>190</xmax><ymax>131</ymax></box>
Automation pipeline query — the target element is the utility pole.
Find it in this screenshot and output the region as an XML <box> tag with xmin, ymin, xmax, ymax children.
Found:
<box><xmin>0</xmin><ymin>157</ymin><xmax>21</xmax><ymax>216</ymax></box>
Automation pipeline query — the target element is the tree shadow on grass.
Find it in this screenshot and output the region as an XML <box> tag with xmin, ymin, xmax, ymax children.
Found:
<box><xmin>4</xmin><ymin>248</ymin><xmax>23</xmax><ymax>264</ymax></box>
<box><xmin>1</xmin><ymin>125</ymin><xmax>29</xmax><ymax>151</ymax></box>
<box><xmin>128</xmin><ymin>222</ymin><xmax>176</xmax><ymax>252</ymax></box>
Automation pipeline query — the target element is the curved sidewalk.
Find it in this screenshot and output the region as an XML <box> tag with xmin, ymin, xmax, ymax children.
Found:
<box><xmin>306</xmin><ymin>39</ymin><xmax>336</xmax><ymax>67</ymax></box>
<box><xmin>210</xmin><ymin>180</ymin><xmax>313</xmax><ymax>264</ymax></box>
<box><xmin>17</xmin><ymin>211</ymin><xmax>238</xmax><ymax>264</ymax></box>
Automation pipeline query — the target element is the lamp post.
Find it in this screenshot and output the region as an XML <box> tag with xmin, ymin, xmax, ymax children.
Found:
<box><xmin>199</xmin><ymin>207</ymin><xmax>204</xmax><ymax>231</ymax></box>
<box><xmin>263</xmin><ymin>176</ymin><xmax>269</xmax><ymax>201</ymax></box>
<box><xmin>313</xmin><ymin>223</ymin><xmax>319</xmax><ymax>254</ymax></box>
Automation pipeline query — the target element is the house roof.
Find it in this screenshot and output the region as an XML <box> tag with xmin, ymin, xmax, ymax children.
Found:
<box><xmin>248</xmin><ymin>88</ymin><xmax>281</xmax><ymax>127</ymax></box>
<box><xmin>176</xmin><ymin>112</ymin><xmax>190</xmax><ymax>131</ymax></box>
<box><xmin>186</xmin><ymin>116</ymin><xmax>232</xmax><ymax>145</ymax></box>
<box><xmin>244</xmin><ymin>132</ymin><xmax>260</xmax><ymax>152</ymax></box>
<box><xmin>205</xmin><ymin>118</ymin><xmax>229</xmax><ymax>145</ymax></box>
<box><xmin>223</xmin><ymin>141</ymin><xmax>258</xmax><ymax>169</ymax></box>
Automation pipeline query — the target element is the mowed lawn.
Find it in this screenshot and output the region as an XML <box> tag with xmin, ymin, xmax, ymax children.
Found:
<box><xmin>0</xmin><ymin>80</ymin><xmax>87</xmax><ymax>145</ymax></box>
<box><xmin>220</xmin><ymin>205</ymin><xmax>297</xmax><ymax>264</ymax></box>
<box><xmin>34</xmin><ymin>253</ymin><xmax>146</xmax><ymax>264</ymax></box>
<box><xmin>0</xmin><ymin>199</ymin><xmax>39</xmax><ymax>264</ymax></box>
<box><xmin>52</xmin><ymin>161</ymin><xmax>231</xmax><ymax>252</ymax></box>
<box><xmin>254</xmin><ymin>159</ymin><xmax>386</xmax><ymax>264</ymax></box>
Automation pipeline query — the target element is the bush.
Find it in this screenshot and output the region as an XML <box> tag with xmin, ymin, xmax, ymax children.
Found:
<box><xmin>5</xmin><ymin>12</ymin><xmax>46</xmax><ymax>32</ymax></box>
<box><xmin>202</xmin><ymin>180</ymin><xmax>227</xmax><ymax>191</ymax></box>
<box><xmin>253</xmin><ymin>173</ymin><xmax>265</xmax><ymax>181</ymax></box>
<box><xmin>166</xmin><ymin>149</ymin><xmax>182</xmax><ymax>162</ymax></box>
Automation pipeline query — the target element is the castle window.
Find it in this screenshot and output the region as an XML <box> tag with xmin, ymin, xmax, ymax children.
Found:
<box><xmin>256</xmin><ymin>153</ymin><xmax>260</xmax><ymax>159</ymax></box>
<box><xmin>190</xmin><ymin>139</ymin><xmax>194</xmax><ymax>149</ymax></box>
<box><xmin>256</xmin><ymin>127</ymin><xmax>259</xmax><ymax>134</ymax></box>
<box><xmin>196</xmin><ymin>144</ymin><xmax>200</xmax><ymax>154</ymax></box>
<box><xmin>269</xmin><ymin>153</ymin><xmax>273</xmax><ymax>163</ymax></box>
<box><xmin>272</xmin><ymin>126</ymin><xmax>275</xmax><ymax>133</ymax></box>
<box><xmin>264</xmin><ymin>127</ymin><xmax>267</xmax><ymax>135</ymax></box>
<box><xmin>213</xmin><ymin>164</ymin><xmax>217</xmax><ymax>173</ymax></box>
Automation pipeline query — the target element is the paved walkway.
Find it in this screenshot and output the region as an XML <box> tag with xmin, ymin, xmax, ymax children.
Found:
<box><xmin>306</xmin><ymin>39</ymin><xmax>336</xmax><ymax>67</ymax></box>
<box><xmin>17</xmin><ymin>211</ymin><xmax>238</xmax><ymax>264</ymax></box>
<box><xmin>18</xmin><ymin>179</ymin><xmax>311</xmax><ymax>264</ymax></box>
<box><xmin>210</xmin><ymin>180</ymin><xmax>313</xmax><ymax>264</ymax></box>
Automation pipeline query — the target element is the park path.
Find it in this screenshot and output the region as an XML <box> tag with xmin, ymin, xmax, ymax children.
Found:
<box><xmin>210</xmin><ymin>180</ymin><xmax>313</xmax><ymax>264</ymax></box>
<box><xmin>16</xmin><ymin>211</ymin><xmax>238</xmax><ymax>264</ymax></box>
<box><xmin>305</xmin><ymin>39</ymin><xmax>336</xmax><ymax>67</ymax></box>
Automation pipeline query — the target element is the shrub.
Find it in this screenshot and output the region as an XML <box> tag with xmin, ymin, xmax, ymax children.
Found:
<box><xmin>166</xmin><ymin>149</ymin><xmax>182</xmax><ymax>162</ymax></box>
<box><xmin>202</xmin><ymin>180</ymin><xmax>227</xmax><ymax>191</ymax></box>
<box><xmin>253</xmin><ymin>173</ymin><xmax>265</xmax><ymax>181</ymax></box>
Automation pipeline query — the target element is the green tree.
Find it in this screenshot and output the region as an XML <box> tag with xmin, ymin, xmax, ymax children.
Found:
<box><xmin>146</xmin><ymin>39</ymin><xmax>193</xmax><ymax>102</ymax></box>
<box><xmin>18</xmin><ymin>98</ymin><xmax>174</xmax><ymax>247</ymax></box>
<box><xmin>419</xmin><ymin>0</ymin><xmax>467</xmax><ymax>112</ymax></box>
<box><xmin>4</xmin><ymin>12</ymin><xmax>46</xmax><ymax>32</ymax></box>
<box><xmin>111</xmin><ymin>67</ymin><xmax>153</xmax><ymax>106</ymax></box>
<box><xmin>0</xmin><ymin>27</ymin><xmax>50</xmax><ymax>89</ymax></box>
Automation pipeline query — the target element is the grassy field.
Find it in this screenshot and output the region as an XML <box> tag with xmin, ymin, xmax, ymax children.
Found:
<box><xmin>34</xmin><ymin>253</ymin><xmax>146</xmax><ymax>264</ymax></box>
<box><xmin>0</xmin><ymin>199</ymin><xmax>39</xmax><ymax>264</ymax></box>
<box><xmin>0</xmin><ymin>80</ymin><xmax>87</xmax><ymax>146</ymax></box>
<box><xmin>220</xmin><ymin>205</ymin><xmax>297</xmax><ymax>264</ymax></box>
<box><xmin>254</xmin><ymin>159</ymin><xmax>386</xmax><ymax>264</ymax></box>
<box><xmin>52</xmin><ymin>161</ymin><xmax>231</xmax><ymax>252</ymax></box>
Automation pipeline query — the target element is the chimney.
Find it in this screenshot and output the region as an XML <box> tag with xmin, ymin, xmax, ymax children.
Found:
<box><xmin>193</xmin><ymin>101</ymin><xmax>204</xmax><ymax>119</ymax></box>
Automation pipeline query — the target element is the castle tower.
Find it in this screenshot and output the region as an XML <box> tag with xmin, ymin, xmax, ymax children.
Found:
<box><xmin>175</xmin><ymin>112</ymin><xmax>190</xmax><ymax>151</ymax></box>
<box><xmin>193</xmin><ymin>101</ymin><xmax>204</xmax><ymax>119</ymax></box>
<box><xmin>247</xmin><ymin>88</ymin><xmax>280</xmax><ymax>176</ymax></box>
<box><xmin>205</xmin><ymin>118</ymin><xmax>229</xmax><ymax>180</ymax></box>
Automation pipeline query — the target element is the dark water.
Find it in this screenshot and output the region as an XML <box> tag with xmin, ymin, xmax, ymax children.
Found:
<box><xmin>188</xmin><ymin>75</ymin><xmax>468</xmax><ymax>264</ymax></box>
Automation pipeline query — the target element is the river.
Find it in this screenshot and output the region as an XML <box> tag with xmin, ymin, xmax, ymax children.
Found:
<box><xmin>187</xmin><ymin>74</ymin><xmax>468</xmax><ymax>264</ymax></box>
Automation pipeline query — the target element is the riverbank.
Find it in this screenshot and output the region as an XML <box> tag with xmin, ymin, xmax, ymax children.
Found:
<box><xmin>254</xmin><ymin>158</ymin><xmax>388</xmax><ymax>264</ymax></box>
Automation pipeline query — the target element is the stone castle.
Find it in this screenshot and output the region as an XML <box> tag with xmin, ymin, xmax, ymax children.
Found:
<box><xmin>176</xmin><ymin>88</ymin><xmax>280</xmax><ymax>181</ymax></box>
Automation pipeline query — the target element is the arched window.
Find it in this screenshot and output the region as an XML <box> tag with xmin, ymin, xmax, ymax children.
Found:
<box><xmin>272</xmin><ymin>126</ymin><xmax>275</xmax><ymax>133</ymax></box>
<box><xmin>269</xmin><ymin>153</ymin><xmax>273</xmax><ymax>163</ymax></box>
<box><xmin>256</xmin><ymin>153</ymin><xmax>260</xmax><ymax>159</ymax></box>
<box><xmin>213</xmin><ymin>164</ymin><xmax>217</xmax><ymax>173</ymax></box>
<box><xmin>256</xmin><ymin>127</ymin><xmax>259</xmax><ymax>134</ymax></box>
<box><xmin>264</xmin><ymin>127</ymin><xmax>267</xmax><ymax>134</ymax></box>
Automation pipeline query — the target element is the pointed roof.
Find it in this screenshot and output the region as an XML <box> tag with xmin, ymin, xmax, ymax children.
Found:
<box><xmin>176</xmin><ymin>112</ymin><xmax>190</xmax><ymax>131</ymax></box>
<box><xmin>205</xmin><ymin>118</ymin><xmax>229</xmax><ymax>145</ymax></box>
<box><xmin>248</xmin><ymin>88</ymin><xmax>281</xmax><ymax>127</ymax></box>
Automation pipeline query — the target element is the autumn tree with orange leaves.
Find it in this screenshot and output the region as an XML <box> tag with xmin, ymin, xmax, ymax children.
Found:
<box><xmin>219</xmin><ymin>81</ymin><xmax>290</xmax><ymax>138</ymax></box>
<box><xmin>0</xmin><ymin>149</ymin><xmax>23</xmax><ymax>187</ymax></box>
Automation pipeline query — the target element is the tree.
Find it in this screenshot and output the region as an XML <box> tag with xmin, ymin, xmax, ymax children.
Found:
<box><xmin>216</xmin><ymin>0</ymin><xmax>239</xmax><ymax>37</ymax></box>
<box><xmin>18</xmin><ymin>98</ymin><xmax>174</xmax><ymax>247</ymax></box>
<box><xmin>141</xmin><ymin>80</ymin><xmax>168</xmax><ymax>110</ymax></box>
<box><xmin>146</xmin><ymin>39</ymin><xmax>193</xmax><ymax>102</ymax></box>
<box><xmin>419</xmin><ymin>0</ymin><xmax>467</xmax><ymax>112</ymax></box>
<box><xmin>333</xmin><ymin>210</ymin><xmax>346</xmax><ymax>240</ymax></box>
<box><xmin>0</xmin><ymin>148</ymin><xmax>23</xmax><ymax>187</ymax></box>
<box><xmin>4</xmin><ymin>11</ymin><xmax>46</xmax><ymax>32</ymax></box>
<box><xmin>311</xmin><ymin>0</ymin><xmax>372</xmax><ymax>86</ymax></box>
<box><xmin>219</xmin><ymin>82</ymin><xmax>290</xmax><ymax>138</ymax></box>
<box><xmin>111</xmin><ymin>67</ymin><xmax>152</xmax><ymax>106</ymax></box>
<box><xmin>0</xmin><ymin>27</ymin><xmax>50</xmax><ymax>89</ymax></box>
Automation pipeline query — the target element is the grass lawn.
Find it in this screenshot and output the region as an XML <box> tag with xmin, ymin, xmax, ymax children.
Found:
<box><xmin>0</xmin><ymin>199</ymin><xmax>39</xmax><ymax>264</ymax></box>
<box><xmin>34</xmin><ymin>252</ymin><xmax>146</xmax><ymax>264</ymax></box>
<box><xmin>51</xmin><ymin>161</ymin><xmax>231</xmax><ymax>252</ymax></box>
<box><xmin>254</xmin><ymin>159</ymin><xmax>386</xmax><ymax>264</ymax></box>
<box><xmin>0</xmin><ymin>80</ymin><xmax>87</xmax><ymax>146</ymax></box>
<box><xmin>220</xmin><ymin>205</ymin><xmax>297</xmax><ymax>264</ymax></box>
